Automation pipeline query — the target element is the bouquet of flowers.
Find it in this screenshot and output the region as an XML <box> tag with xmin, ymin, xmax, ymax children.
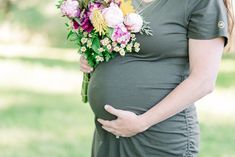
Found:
<box><xmin>57</xmin><ymin>0</ymin><xmax>153</xmax><ymax>103</ymax></box>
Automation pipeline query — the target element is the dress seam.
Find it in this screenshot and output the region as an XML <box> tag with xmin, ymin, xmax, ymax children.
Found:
<box><xmin>183</xmin><ymin>107</ymin><xmax>189</xmax><ymax>157</ymax></box>
<box><xmin>183</xmin><ymin>107</ymin><xmax>196</xmax><ymax>157</ymax></box>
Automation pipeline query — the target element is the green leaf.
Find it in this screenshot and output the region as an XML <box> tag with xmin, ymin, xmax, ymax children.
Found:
<box><xmin>83</xmin><ymin>0</ymin><xmax>90</xmax><ymax>8</ymax></box>
<box><xmin>56</xmin><ymin>0</ymin><xmax>64</xmax><ymax>8</ymax></box>
<box><xmin>91</xmin><ymin>37</ymin><xmax>100</xmax><ymax>53</ymax></box>
<box><xmin>105</xmin><ymin>53</ymin><xmax>111</xmax><ymax>61</ymax></box>
<box><xmin>65</xmin><ymin>23</ymin><xmax>69</xmax><ymax>27</ymax></box>
<box><xmin>107</xmin><ymin>27</ymin><xmax>114</xmax><ymax>38</ymax></box>
<box><xmin>67</xmin><ymin>31</ymin><xmax>73</xmax><ymax>40</ymax></box>
<box><xmin>67</xmin><ymin>31</ymin><xmax>79</xmax><ymax>41</ymax></box>
<box><xmin>74</xmin><ymin>17</ymin><xmax>81</xmax><ymax>25</ymax></box>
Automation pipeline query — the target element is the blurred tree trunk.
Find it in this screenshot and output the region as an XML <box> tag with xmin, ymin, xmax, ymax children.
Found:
<box><xmin>0</xmin><ymin>0</ymin><xmax>12</xmax><ymax>15</ymax></box>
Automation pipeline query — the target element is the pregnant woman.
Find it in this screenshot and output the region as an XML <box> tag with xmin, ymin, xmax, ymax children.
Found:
<box><xmin>80</xmin><ymin>0</ymin><xmax>233</xmax><ymax>156</ymax></box>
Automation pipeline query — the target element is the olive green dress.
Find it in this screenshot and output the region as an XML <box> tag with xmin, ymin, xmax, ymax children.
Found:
<box><xmin>88</xmin><ymin>0</ymin><xmax>229</xmax><ymax>156</ymax></box>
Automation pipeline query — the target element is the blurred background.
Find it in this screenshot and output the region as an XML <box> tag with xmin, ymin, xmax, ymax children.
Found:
<box><xmin>0</xmin><ymin>0</ymin><xmax>234</xmax><ymax>157</ymax></box>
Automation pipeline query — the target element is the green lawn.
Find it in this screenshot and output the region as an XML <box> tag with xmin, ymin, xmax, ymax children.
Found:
<box><xmin>0</xmin><ymin>47</ymin><xmax>235</xmax><ymax>157</ymax></box>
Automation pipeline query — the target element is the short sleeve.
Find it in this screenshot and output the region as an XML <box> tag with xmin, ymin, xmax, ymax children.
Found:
<box><xmin>187</xmin><ymin>0</ymin><xmax>229</xmax><ymax>47</ymax></box>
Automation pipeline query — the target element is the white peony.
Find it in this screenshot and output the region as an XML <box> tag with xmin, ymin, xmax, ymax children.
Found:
<box><xmin>124</xmin><ymin>13</ymin><xmax>143</xmax><ymax>33</ymax></box>
<box><xmin>102</xmin><ymin>2</ymin><xmax>124</xmax><ymax>28</ymax></box>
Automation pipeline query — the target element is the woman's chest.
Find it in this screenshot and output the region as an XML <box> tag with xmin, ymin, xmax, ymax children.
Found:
<box><xmin>131</xmin><ymin>0</ymin><xmax>189</xmax><ymax>58</ymax></box>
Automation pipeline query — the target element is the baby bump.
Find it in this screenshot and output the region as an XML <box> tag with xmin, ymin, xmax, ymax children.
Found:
<box><xmin>87</xmin><ymin>56</ymin><xmax>186</xmax><ymax>120</ymax></box>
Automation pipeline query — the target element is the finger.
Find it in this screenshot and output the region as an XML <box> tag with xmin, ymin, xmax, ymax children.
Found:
<box><xmin>104</xmin><ymin>105</ymin><xmax>122</xmax><ymax>117</ymax></box>
<box><xmin>81</xmin><ymin>63</ymin><xmax>93</xmax><ymax>71</ymax></box>
<box><xmin>80</xmin><ymin>56</ymin><xmax>88</xmax><ymax>64</ymax></box>
<box><xmin>79</xmin><ymin>66</ymin><xmax>92</xmax><ymax>73</ymax></box>
<box><xmin>97</xmin><ymin>118</ymin><xmax>114</xmax><ymax>128</ymax></box>
<box><xmin>80</xmin><ymin>64</ymin><xmax>93</xmax><ymax>72</ymax></box>
<box><xmin>102</xmin><ymin>126</ymin><xmax>116</xmax><ymax>134</ymax></box>
<box><xmin>80</xmin><ymin>56</ymin><xmax>93</xmax><ymax>69</ymax></box>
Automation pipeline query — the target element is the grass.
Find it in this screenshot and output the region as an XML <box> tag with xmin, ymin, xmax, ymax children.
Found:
<box><xmin>0</xmin><ymin>47</ymin><xmax>235</xmax><ymax>157</ymax></box>
<box><xmin>216</xmin><ymin>55</ymin><xmax>235</xmax><ymax>88</ymax></box>
<box><xmin>0</xmin><ymin>88</ymin><xmax>94</xmax><ymax>157</ymax></box>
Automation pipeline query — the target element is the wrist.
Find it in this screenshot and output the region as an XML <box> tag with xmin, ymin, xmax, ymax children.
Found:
<box><xmin>138</xmin><ymin>113</ymin><xmax>153</xmax><ymax>132</ymax></box>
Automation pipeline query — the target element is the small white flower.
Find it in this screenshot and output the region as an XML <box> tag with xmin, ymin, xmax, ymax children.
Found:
<box><xmin>81</xmin><ymin>46</ymin><xmax>86</xmax><ymax>52</ymax></box>
<box><xmin>104</xmin><ymin>40</ymin><xmax>110</xmax><ymax>45</ymax></box>
<box><xmin>83</xmin><ymin>32</ymin><xmax>88</xmax><ymax>37</ymax></box>
<box><xmin>113</xmin><ymin>46</ymin><xmax>120</xmax><ymax>52</ymax></box>
<box><xmin>119</xmin><ymin>48</ymin><xmax>126</xmax><ymax>56</ymax></box>
<box><xmin>131</xmin><ymin>34</ymin><xmax>135</xmax><ymax>38</ymax></box>
<box><xmin>117</xmin><ymin>38</ymin><xmax>122</xmax><ymax>43</ymax></box>
<box><xmin>87</xmin><ymin>40</ymin><xmax>92</xmax><ymax>47</ymax></box>
<box><xmin>131</xmin><ymin>37</ymin><xmax>136</xmax><ymax>41</ymax></box>
<box><xmin>96</xmin><ymin>56</ymin><xmax>104</xmax><ymax>62</ymax></box>
<box><xmin>135</xmin><ymin>47</ymin><xmax>140</xmax><ymax>52</ymax></box>
<box><xmin>121</xmin><ymin>44</ymin><xmax>126</xmax><ymax>48</ymax></box>
<box><xmin>101</xmin><ymin>40</ymin><xmax>105</xmax><ymax>46</ymax></box>
<box><xmin>104</xmin><ymin>37</ymin><xmax>110</xmax><ymax>42</ymax></box>
<box><xmin>81</xmin><ymin>38</ymin><xmax>88</xmax><ymax>44</ymax></box>
<box><xmin>134</xmin><ymin>42</ymin><xmax>140</xmax><ymax>48</ymax></box>
<box><xmin>98</xmin><ymin>47</ymin><xmax>105</xmax><ymax>52</ymax></box>
<box><xmin>107</xmin><ymin>44</ymin><xmax>112</xmax><ymax>50</ymax></box>
<box><xmin>126</xmin><ymin>44</ymin><xmax>132</xmax><ymax>52</ymax></box>
<box><xmin>112</xmin><ymin>42</ymin><xmax>117</xmax><ymax>47</ymax></box>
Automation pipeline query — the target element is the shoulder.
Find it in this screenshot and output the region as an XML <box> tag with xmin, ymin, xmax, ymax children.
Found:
<box><xmin>186</xmin><ymin>0</ymin><xmax>226</xmax><ymax>13</ymax></box>
<box><xmin>185</xmin><ymin>0</ymin><xmax>227</xmax><ymax>21</ymax></box>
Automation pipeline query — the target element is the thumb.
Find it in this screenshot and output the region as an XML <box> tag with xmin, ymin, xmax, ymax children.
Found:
<box><xmin>104</xmin><ymin>105</ymin><xmax>122</xmax><ymax>117</ymax></box>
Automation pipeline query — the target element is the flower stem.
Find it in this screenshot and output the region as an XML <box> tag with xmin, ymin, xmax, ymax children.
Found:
<box><xmin>81</xmin><ymin>72</ymin><xmax>91</xmax><ymax>103</ymax></box>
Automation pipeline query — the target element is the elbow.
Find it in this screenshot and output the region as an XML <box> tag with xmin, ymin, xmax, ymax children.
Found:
<box><xmin>201</xmin><ymin>78</ymin><xmax>216</xmax><ymax>95</ymax></box>
<box><xmin>204</xmin><ymin>82</ymin><xmax>215</xmax><ymax>94</ymax></box>
<box><xmin>189</xmin><ymin>74</ymin><xmax>216</xmax><ymax>95</ymax></box>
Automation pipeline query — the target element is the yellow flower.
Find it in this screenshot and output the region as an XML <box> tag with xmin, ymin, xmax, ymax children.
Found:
<box><xmin>90</xmin><ymin>9</ymin><xmax>108</xmax><ymax>36</ymax></box>
<box><xmin>120</xmin><ymin>0</ymin><xmax>135</xmax><ymax>16</ymax></box>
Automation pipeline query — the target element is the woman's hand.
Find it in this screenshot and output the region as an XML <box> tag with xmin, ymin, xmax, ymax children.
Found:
<box><xmin>79</xmin><ymin>55</ymin><xmax>94</xmax><ymax>73</ymax></box>
<box><xmin>97</xmin><ymin>105</ymin><xmax>150</xmax><ymax>138</ymax></box>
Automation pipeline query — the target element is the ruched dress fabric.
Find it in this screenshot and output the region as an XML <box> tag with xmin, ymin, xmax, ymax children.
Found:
<box><xmin>87</xmin><ymin>0</ymin><xmax>229</xmax><ymax>156</ymax></box>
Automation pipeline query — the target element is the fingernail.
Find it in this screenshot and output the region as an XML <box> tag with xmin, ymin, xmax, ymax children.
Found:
<box><xmin>104</xmin><ymin>105</ymin><xmax>109</xmax><ymax>110</ymax></box>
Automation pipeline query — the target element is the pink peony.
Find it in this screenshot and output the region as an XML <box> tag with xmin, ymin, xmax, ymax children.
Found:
<box><xmin>124</xmin><ymin>13</ymin><xmax>143</xmax><ymax>33</ymax></box>
<box><xmin>60</xmin><ymin>0</ymin><xmax>80</xmax><ymax>18</ymax></box>
<box><xmin>111</xmin><ymin>23</ymin><xmax>131</xmax><ymax>45</ymax></box>
<box><xmin>102</xmin><ymin>2</ymin><xmax>124</xmax><ymax>28</ymax></box>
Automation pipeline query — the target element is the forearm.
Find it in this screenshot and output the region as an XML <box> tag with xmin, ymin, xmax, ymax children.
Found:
<box><xmin>139</xmin><ymin>75</ymin><xmax>214</xmax><ymax>129</ymax></box>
